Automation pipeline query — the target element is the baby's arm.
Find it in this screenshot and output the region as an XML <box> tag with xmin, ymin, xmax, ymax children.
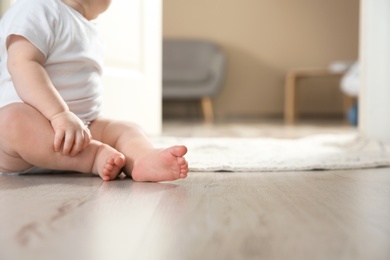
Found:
<box><xmin>6</xmin><ymin>35</ymin><xmax>91</xmax><ymax>156</ymax></box>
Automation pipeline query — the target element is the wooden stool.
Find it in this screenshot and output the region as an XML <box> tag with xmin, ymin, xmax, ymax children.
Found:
<box><xmin>284</xmin><ymin>68</ymin><xmax>353</xmax><ymax>124</ymax></box>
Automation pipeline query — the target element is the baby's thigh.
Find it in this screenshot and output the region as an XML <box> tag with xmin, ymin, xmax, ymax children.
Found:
<box><xmin>88</xmin><ymin>118</ymin><xmax>112</xmax><ymax>142</ymax></box>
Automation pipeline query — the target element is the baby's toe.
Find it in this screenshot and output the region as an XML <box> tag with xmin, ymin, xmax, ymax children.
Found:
<box><xmin>177</xmin><ymin>157</ymin><xmax>188</xmax><ymax>166</ymax></box>
<box><xmin>102</xmin><ymin>170</ymin><xmax>112</xmax><ymax>181</ymax></box>
<box><xmin>114</xmin><ymin>155</ymin><xmax>126</xmax><ymax>168</ymax></box>
<box><xmin>179</xmin><ymin>167</ymin><xmax>188</xmax><ymax>177</ymax></box>
<box><xmin>105</xmin><ymin>163</ymin><xmax>114</xmax><ymax>171</ymax></box>
<box><xmin>106</xmin><ymin>157</ymin><xmax>115</xmax><ymax>165</ymax></box>
<box><xmin>179</xmin><ymin>169</ymin><xmax>188</xmax><ymax>178</ymax></box>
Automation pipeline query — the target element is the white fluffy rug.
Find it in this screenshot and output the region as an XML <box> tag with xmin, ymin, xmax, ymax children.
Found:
<box><xmin>152</xmin><ymin>134</ymin><xmax>390</xmax><ymax>172</ymax></box>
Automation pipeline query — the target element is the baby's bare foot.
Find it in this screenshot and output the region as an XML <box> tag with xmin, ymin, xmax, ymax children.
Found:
<box><xmin>93</xmin><ymin>144</ymin><xmax>126</xmax><ymax>181</ymax></box>
<box><xmin>131</xmin><ymin>145</ymin><xmax>189</xmax><ymax>182</ymax></box>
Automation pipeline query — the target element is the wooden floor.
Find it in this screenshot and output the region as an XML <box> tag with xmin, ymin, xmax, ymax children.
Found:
<box><xmin>1</xmin><ymin>119</ymin><xmax>390</xmax><ymax>260</ymax></box>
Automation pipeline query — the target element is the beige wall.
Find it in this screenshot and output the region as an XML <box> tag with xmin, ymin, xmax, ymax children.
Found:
<box><xmin>0</xmin><ymin>0</ymin><xmax>14</xmax><ymax>16</ymax></box>
<box><xmin>163</xmin><ymin>0</ymin><xmax>359</xmax><ymax>119</ymax></box>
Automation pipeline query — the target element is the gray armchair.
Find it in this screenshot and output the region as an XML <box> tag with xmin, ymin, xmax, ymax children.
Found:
<box><xmin>163</xmin><ymin>39</ymin><xmax>227</xmax><ymax>123</ymax></box>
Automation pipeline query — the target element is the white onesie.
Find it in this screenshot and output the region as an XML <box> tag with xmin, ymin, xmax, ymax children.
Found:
<box><xmin>0</xmin><ymin>0</ymin><xmax>105</xmax><ymax>123</ymax></box>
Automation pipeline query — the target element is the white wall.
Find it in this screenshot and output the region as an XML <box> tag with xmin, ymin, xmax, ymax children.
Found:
<box><xmin>359</xmin><ymin>0</ymin><xmax>390</xmax><ymax>142</ymax></box>
<box><xmin>99</xmin><ymin>0</ymin><xmax>162</xmax><ymax>135</ymax></box>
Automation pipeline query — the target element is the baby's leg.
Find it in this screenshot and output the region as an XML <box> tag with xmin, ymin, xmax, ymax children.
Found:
<box><xmin>89</xmin><ymin>119</ymin><xmax>189</xmax><ymax>182</ymax></box>
<box><xmin>0</xmin><ymin>103</ymin><xmax>125</xmax><ymax>180</ymax></box>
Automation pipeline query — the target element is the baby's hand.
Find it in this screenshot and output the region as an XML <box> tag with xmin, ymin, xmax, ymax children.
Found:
<box><xmin>50</xmin><ymin>111</ymin><xmax>92</xmax><ymax>156</ymax></box>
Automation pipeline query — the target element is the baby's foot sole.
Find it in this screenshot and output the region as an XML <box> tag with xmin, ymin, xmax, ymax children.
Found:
<box><xmin>131</xmin><ymin>145</ymin><xmax>189</xmax><ymax>182</ymax></box>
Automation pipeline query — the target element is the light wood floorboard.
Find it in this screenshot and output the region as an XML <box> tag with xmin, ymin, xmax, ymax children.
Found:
<box><xmin>1</xmin><ymin>120</ymin><xmax>389</xmax><ymax>260</ymax></box>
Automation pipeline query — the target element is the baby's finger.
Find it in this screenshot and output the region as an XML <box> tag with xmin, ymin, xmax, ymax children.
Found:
<box><xmin>82</xmin><ymin>129</ymin><xmax>92</xmax><ymax>150</ymax></box>
<box><xmin>70</xmin><ymin>131</ymin><xmax>86</xmax><ymax>157</ymax></box>
<box><xmin>62</xmin><ymin>131</ymin><xmax>75</xmax><ymax>155</ymax></box>
<box><xmin>85</xmin><ymin>127</ymin><xmax>92</xmax><ymax>141</ymax></box>
<box><xmin>53</xmin><ymin>129</ymin><xmax>65</xmax><ymax>152</ymax></box>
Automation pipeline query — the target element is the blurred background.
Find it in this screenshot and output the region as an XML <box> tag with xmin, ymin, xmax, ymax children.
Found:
<box><xmin>0</xmin><ymin>0</ymin><xmax>360</xmax><ymax>130</ymax></box>
<box><xmin>162</xmin><ymin>0</ymin><xmax>359</xmax><ymax>122</ymax></box>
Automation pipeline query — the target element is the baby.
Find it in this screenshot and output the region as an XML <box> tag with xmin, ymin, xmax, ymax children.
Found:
<box><xmin>0</xmin><ymin>0</ymin><xmax>189</xmax><ymax>182</ymax></box>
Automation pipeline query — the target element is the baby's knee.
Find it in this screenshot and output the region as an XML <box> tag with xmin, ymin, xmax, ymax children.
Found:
<box><xmin>0</xmin><ymin>103</ymin><xmax>40</xmax><ymax>134</ymax></box>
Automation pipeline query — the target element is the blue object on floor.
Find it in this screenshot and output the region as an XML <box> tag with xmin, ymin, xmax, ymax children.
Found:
<box><xmin>347</xmin><ymin>104</ymin><xmax>358</xmax><ymax>126</ymax></box>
